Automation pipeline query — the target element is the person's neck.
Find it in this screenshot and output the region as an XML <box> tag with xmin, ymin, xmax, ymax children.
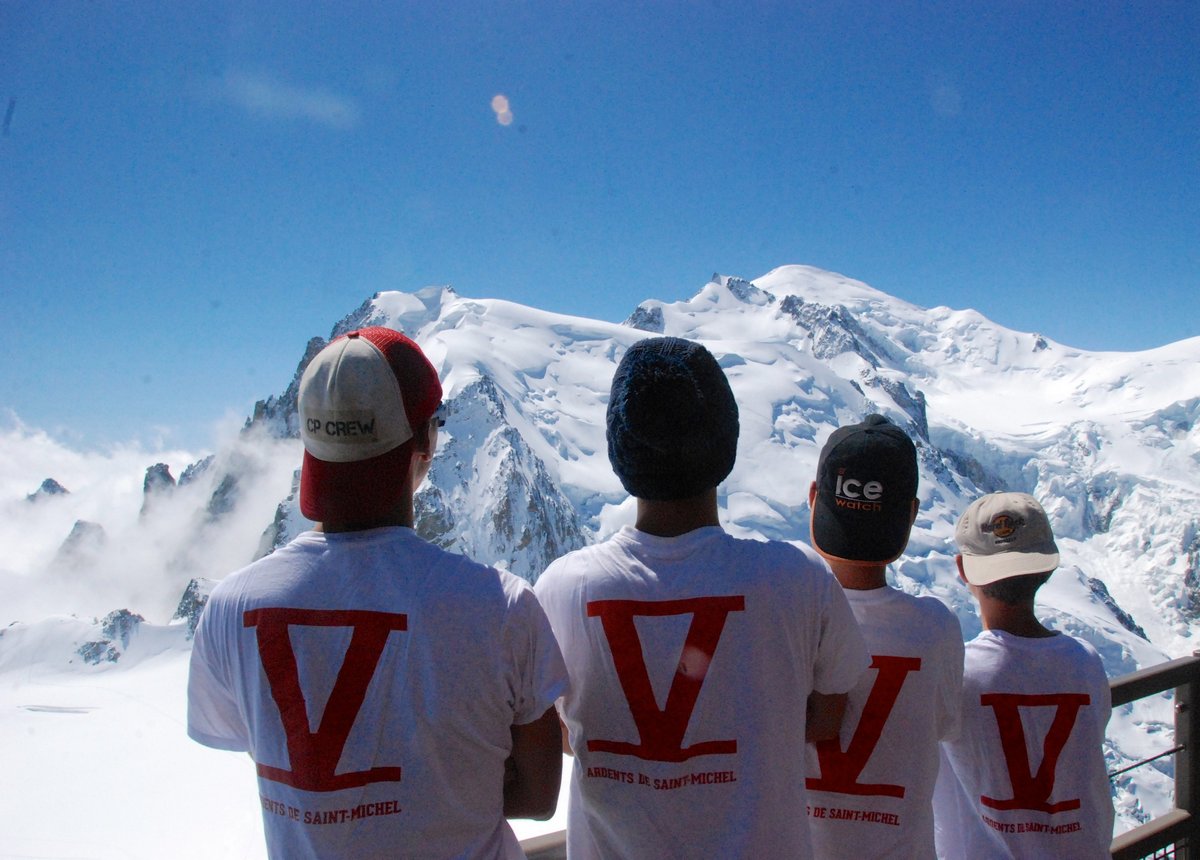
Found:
<box><xmin>826</xmin><ymin>560</ymin><xmax>889</xmax><ymax>591</ymax></box>
<box><xmin>315</xmin><ymin>497</ymin><xmax>414</xmax><ymax>533</ymax></box>
<box><xmin>635</xmin><ymin>489</ymin><xmax>720</xmax><ymax>538</ymax></box>
<box><xmin>978</xmin><ymin>598</ymin><xmax>1058</xmax><ymax>638</ymax></box>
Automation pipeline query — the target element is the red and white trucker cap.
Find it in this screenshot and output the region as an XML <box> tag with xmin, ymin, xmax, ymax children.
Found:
<box><xmin>298</xmin><ymin>327</ymin><xmax>442</xmax><ymax>523</ymax></box>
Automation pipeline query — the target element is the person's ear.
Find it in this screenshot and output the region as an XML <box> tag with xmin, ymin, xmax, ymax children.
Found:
<box><xmin>412</xmin><ymin>421</ymin><xmax>436</xmax><ymax>461</ymax></box>
<box><xmin>955</xmin><ymin>554</ymin><xmax>968</xmax><ymax>584</ymax></box>
<box><xmin>908</xmin><ymin>497</ymin><xmax>919</xmax><ymax>526</ymax></box>
<box><xmin>808</xmin><ymin>481</ymin><xmax>818</xmax><ymax>508</ymax></box>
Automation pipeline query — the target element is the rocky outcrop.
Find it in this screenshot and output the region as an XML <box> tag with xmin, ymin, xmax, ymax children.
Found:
<box><xmin>624</xmin><ymin>304</ymin><xmax>664</xmax><ymax>333</ymax></box>
<box><xmin>77</xmin><ymin>609</ymin><xmax>145</xmax><ymax>664</ymax></box>
<box><xmin>1087</xmin><ymin>577</ymin><xmax>1148</xmax><ymax>640</ymax></box>
<box><xmin>26</xmin><ymin>478</ymin><xmax>69</xmax><ymax>502</ymax></box>
<box><xmin>780</xmin><ymin>295</ymin><xmax>891</xmax><ymax>366</ymax></box>
<box><xmin>414</xmin><ymin>374</ymin><xmax>589</xmax><ymax>582</ymax></box>
<box><xmin>179</xmin><ymin>455</ymin><xmax>215</xmax><ymax>487</ymax></box>
<box><xmin>173</xmin><ymin>578</ymin><xmax>217</xmax><ymax>638</ymax></box>
<box><xmin>246</xmin><ymin>336</ymin><xmax>326</xmax><ymax>440</ymax></box>
<box><xmin>254</xmin><ymin>469</ymin><xmax>305</xmax><ymax>560</ymax></box>
<box><xmin>140</xmin><ymin>463</ymin><xmax>176</xmax><ymax>517</ymax></box>
<box><xmin>54</xmin><ymin>520</ymin><xmax>106</xmax><ymax>566</ymax></box>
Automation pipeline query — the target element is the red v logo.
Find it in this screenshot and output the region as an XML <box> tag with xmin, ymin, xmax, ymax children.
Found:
<box><xmin>807</xmin><ymin>655</ymin><xmax>922</xmax><ymax>798</ymax></box>
<box><xmin>980</xmin><ymin>692</ymin><xmax>1091</xmax><ymax>813</ymax></box>
<box><xmin>245</xmin><ymin>608</ymin><xmax>407</xmax><ymax>791</ymax></box>
<box><xmin>586</xmin><ymin>596</ymin><xmax>745</xmax><ymax>763</ymax></box>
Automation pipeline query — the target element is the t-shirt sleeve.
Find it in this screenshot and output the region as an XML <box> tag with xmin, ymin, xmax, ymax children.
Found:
<box><xmin>1080</xmin><ymin>638</ymin><xmax>1113</xmax><ymax>724</ymax></box>
<box><xmin>186</xmin><ymin>601</ymin><xmax>250</xmax><ymax>752</ymax></box>
<box><xmin>935</xmin><ymin>606</ymin><xmax>966</xmax><ymax>742</ymax></box>
<box><xmin>508</xmin><ymin>579</ymin><xmax>570</xmax><ymax>726</ymax></box>
<box><xmin>811</xmin><ymin>571</ymin><xmax>871</xmax><ymax>695</ymax></box>
<box><xmin>933</xmin><ymin>744</ymin><xmax>975</xmax><ymax>860</ymax></box>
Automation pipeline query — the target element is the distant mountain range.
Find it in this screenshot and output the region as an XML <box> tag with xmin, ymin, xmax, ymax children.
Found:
<box><xmin>3</xmin><ymin>265</ymin><xmax>1196</xmax><ymax>842</ymax></box>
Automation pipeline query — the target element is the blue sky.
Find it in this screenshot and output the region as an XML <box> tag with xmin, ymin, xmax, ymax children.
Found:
<box><xmin>2</xmin><ymin>1</ymin><xmax>1196</xmax><ymax>451</ymax></box>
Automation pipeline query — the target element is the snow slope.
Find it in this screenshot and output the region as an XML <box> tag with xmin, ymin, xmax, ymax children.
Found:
<box><xmin>2</xmin><ymin>265</ymin><xmax>1196</xmax><ymax>855</ymax></box>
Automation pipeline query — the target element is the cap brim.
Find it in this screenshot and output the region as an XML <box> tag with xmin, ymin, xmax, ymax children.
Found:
<box><xmin>960</xmin><ymin>550</ymin><xmax>1060</xmax><ymax>586</ymax></box>
<box><xmin>299</xmin><ymin>444</ymin><xmax>410</xmax><ymax>524</ymax></box>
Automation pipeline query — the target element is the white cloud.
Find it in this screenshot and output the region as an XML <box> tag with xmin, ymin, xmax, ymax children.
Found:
<box><xmin>213</xmin><ymin>70</ymin><xmax>361</xmax><ymax>129</ymax></box>
<box><xmin>0</xmin><ymin>419</ymin><xmax>300</xmax><ymax>626</ymax></box>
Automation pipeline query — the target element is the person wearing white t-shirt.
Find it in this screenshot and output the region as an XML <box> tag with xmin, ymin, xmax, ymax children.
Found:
<box><xmin>534</xmin><ymin>336</ymin><xmax>870</xmax><ymax>859</ymax></box>
<box><xmin>804</xmin><ymin>414</ymin><xmax>964</xmax><ymax>859</ymax></box>
<box><xmin>934</xmin><ymin>492</ymin><xmax>1113</xmax><ymax>859</ymax></box>
<box><xmin>187</xmin><ymin>327</ymin><xmax>568</xmax><ymax>859</ymax></box>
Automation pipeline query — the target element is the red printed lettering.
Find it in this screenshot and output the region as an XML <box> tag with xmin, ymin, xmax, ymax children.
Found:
<box><xmin>807</xmin><ymin>655</ymin><xmax>922</xmax><ymax>798</ymax></box>
<box><xmin>244</xmin><ymin>608</ymin><xmax>407</xmax><ymax>791</ymax></box>
<box><xmin>980</xmin><ymin>692</ymin><xmax>1091</xmax><ymax>813</ymax></box>
<box><xmin>586</xmin><ymin>596</ymin><xmax>745</xmax><ymax>762</ymax></box>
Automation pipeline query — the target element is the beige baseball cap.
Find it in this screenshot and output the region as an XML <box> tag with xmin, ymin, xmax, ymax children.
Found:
<box><xmin>955</xmin><ymin>492</ymin><xmax>1060</xmax><ymax>586</ymax></box>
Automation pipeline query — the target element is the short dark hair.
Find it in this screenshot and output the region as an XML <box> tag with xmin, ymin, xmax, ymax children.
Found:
<box><xmin>980</xmin><ymin>572</ymin><xmax>1052</xmax><ymax>605</ymax></box>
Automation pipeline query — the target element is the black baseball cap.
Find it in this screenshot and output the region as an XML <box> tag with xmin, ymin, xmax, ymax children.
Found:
<box><xmin>811</xmin><ymin>414</ymin><xmax>918</xmax><ymax>564</ymax></box>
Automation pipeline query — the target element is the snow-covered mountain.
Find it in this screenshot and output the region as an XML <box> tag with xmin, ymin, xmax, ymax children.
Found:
<box><xmin>2</xmin><ymin>265</ymin><xmax>1196</xmax><ymax>855</ymax></box>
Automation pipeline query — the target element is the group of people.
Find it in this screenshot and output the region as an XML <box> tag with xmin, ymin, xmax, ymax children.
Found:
<box><xmin>187</xmin><ymin>328</ymin><xmax>1114</xmax><ymax>859</ymax></box>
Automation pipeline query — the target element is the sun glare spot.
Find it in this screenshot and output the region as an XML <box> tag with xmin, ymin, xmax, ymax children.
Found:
<box><xmin>491</xmin><ymin>93</ymin><xmax>514</xmax><ymax>126</ymax></box>
<box><xmin>678</xmin><ymin>645</ymin><xmax>712</xmax><ymax>679</ymax></box>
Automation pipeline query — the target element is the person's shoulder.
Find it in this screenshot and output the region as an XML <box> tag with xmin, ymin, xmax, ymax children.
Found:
<box><xmin>725</xmin><ymin>537</ymin><xmax>838</xmax><ymax>593</ymax></box>
<box><xmin>769</xmin><ymin>538</ymin><xmax>836</xmax><ymax>578</ymax></box>
<box><xmin>219</xmin><ymin>529</ymin><xmax>322</xmax><ymax>576</ymax></box>
<box><xmin>206</xmin><ymin>547</ymin><xmax>289</xmax><ymax>603</ymax></box>
<box><xmin>494</xmin><ymin>565</ymin><xmax>537</xmax><ymax>598</ymax></box>
<box><xmin>1060</xmin><ymin>637</ymin><xmax>1111</xmax><ymax>702</ymax></box>
<box><xmin>1056</xmin><ymin>632</ymin><xmax>1107</xmax><ymax>669</ymax></box>
<box><xmin>196</xmin><ymin>549</ymin><xmax>298</xmax><ymax>636</ymax></box>
<box><xmin>202</xmin><ymin>532</ymin><xmax>344</xmax><ymax>620</ymax></box>
<box><xmin>963</xmin><ymin>629</ymin><xmax>1009</xmax><ymax>664</ymax></box>
<box><xmin>1059</xmin><ymin>631</ymin><xmax>1102</xmax><ymax>653</ymax></box>
<box><xmin>427</xmin><ymin>542</ymin><xmax>525</xmax><ymax>590</ymax></box>
<box><xmin>966</xmin><ymin>628</ymin><xmax>1099</xmax><ymax>666</ymax></box>
<box><xmin>535</xmin><ymin>537</ymin><xmax>623</xmax><ymax>589</ymax></box>
<box><xmin>421</xmin><ymin>550</ymin><xmax>549</xmax><ymax>624</ymax></box>
<box><xmin>544</xmin><ymin>540</ymin><xmax>607</xmax><ymax>572</ymax></box>
<box><xmin>905</xmin><ymin>590</ymin><xmax>961</xmax><ymax>628</ymax></box>
<box><xmin>732</xmin><ymin>535</ymin><xmax>826</xmax><ymax>567</ymax></box>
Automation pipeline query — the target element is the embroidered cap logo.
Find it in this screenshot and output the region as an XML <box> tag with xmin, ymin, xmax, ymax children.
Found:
<box><xmin>984</xmin><ymin>513</ymin><xmax>1024</xmax><ymax>543</ymax></box>
<box><xmin>832</xmin><ymin>468</ymin><xmax>885</xmax><ymax>513</ymax></box>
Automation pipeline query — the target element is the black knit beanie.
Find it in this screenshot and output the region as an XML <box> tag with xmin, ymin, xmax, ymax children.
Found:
<box><xmin>606</xmin><ymin>337</ymin><xmax>739</xmax><ymax>500</ymax></box>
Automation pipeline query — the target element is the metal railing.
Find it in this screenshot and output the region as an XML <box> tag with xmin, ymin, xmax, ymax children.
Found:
<box><xmin>520</xmin><ymin>829</ymin><xmax>566</xmax><ymax>860</ymax></box>
<box><xmin>1110</xmin><ymin>653</ymin><xmax>1200</xmax><ymax>860</ymax></box>
<box><xmin>519</xmin><ymin>653</ymin><xmax>1200</xmax><ymax>860</ymax></box>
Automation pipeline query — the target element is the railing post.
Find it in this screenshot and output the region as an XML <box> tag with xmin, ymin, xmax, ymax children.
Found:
<box><xmin>1179</xmin><ymin>651</ymin><xmax>1200</xmax><ymax>859</ymax></box>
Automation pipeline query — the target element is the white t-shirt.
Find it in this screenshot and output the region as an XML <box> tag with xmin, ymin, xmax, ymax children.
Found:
<box><xmin>534</xmin><ymin>525</ymin><xmax>870</xmax><ymax>860</ymax></box>
<box><xmin>187</xmin><ymin>526</ymin><xmax>568</xmax><ymax>860</ymax></box>
<box><xmin>806</xmin><ymin>585</ymin><xmax>964</xmax><ymax>859</ymax></box>
<box><xmin>934</xmin><ymin>630</ymin><xmax>1113</xmax><ymax>860</ymax></box>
